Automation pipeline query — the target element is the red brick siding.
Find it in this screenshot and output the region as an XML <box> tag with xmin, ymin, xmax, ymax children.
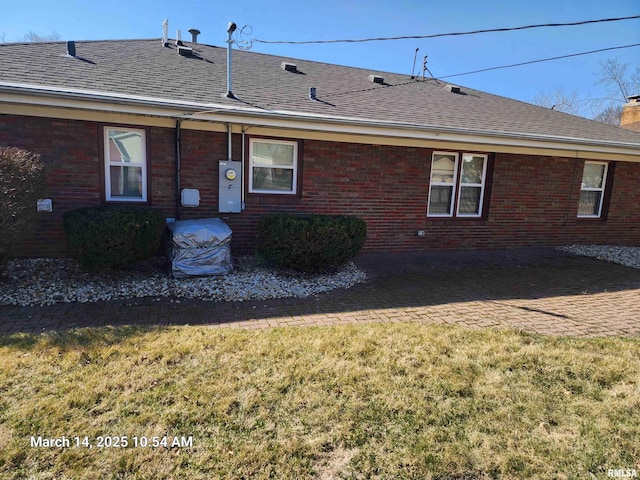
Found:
<box><xmin>2</xmin><ymin>114</ymin><xmax>639</xmax><ymax>257</ymax></box>
<box><xmin>0</xmin><ymin>115</ymin><xmax>102</xmax><ymax>256</ymax></box>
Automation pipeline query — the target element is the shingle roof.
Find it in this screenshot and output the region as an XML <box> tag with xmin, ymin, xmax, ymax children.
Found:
<box><xmin>2</xmin><ymin>38</ymin><xmax>640</xmax><ymax>147</ymax></box>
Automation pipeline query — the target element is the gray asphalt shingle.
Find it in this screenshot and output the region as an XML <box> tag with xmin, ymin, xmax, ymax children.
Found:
<box><xmin>1</xmin><ymin>38</ymin><xmax>640</xmax><ymax>147</ymax></box>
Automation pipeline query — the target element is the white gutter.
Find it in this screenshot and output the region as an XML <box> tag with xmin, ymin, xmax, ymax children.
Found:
<box><xmin>1</xmin><ymin>82</ymin><xmax>639</xmax><ymax>156</ymax></box>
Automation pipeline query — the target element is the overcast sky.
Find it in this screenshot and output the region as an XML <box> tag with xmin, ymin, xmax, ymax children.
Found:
<box><xmin>3</xmin><ymin>0</ymin><xmax>639</xmax><ymax>114</ymax></box>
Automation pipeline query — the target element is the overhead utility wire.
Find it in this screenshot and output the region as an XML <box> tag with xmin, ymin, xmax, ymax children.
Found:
<box><xmin>439</xmin><ymin>42</ymin><xmax>640</xmax><ymax>79</ymax></box>
<box><xmin>254</xmin><ymin>14</ymin><xmax>640</xmax><ymax>44</ymax></box>
<box><xmin>323</xmin><ymin>43</ymin><xmax>640</xmax><ymax>99</ymax></box>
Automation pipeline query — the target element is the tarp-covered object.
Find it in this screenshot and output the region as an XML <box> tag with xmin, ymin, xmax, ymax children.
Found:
<box><xmin>167</xmin><ymin>218</ymin><xmax>233</xmax><ymax>278</ymax></box>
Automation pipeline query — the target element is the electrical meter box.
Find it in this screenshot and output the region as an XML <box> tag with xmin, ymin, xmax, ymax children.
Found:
<box><xmin>218</xmin><ymin>160</ymin><xmax>242</xmax><ymax>213</ymax></box>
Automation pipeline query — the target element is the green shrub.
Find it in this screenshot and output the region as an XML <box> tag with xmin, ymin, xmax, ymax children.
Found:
<box><xmin>0</xmin><ymin>146</ymin><xmax>47</xmax><ymax>271</ymax></box>
<box><xmin>257</xmin><ymin>214</ymin><xmax>367</xmax><ymax>272</ymax></box>
<box><xmin>64</xmin><ymin>206</ymin><xmax>166</xmax><ymax>272</ymax></box>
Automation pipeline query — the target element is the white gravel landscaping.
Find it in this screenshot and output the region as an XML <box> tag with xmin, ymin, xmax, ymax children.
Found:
<box><xmin>558</xmin><ymin>245</ymin><xmax>640</xmax><ymax>269</ymax></box>
<box><xmin>3</xmin><ymin>245</ymin><xmax>638</xmax><ymax>308</ymax></box>
<box><xmin>0</xmin><ymin>257</ymin><xmax>367</xmax><ymax>307</ymax></box>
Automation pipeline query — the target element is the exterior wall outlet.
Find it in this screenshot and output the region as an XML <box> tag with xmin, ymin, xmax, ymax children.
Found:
<box><xmin>37</xmin><ymin>199</ymin><xmax>52</xmax><ymax>212</ymax></box>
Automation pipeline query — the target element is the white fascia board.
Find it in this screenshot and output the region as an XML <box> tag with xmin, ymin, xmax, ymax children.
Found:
<box><xmin>195</xmin><ymin>111</ymin><xmax>640</xmax><ymax>158</ymax></box>
<box><xmin>1</xmin><ymin>82</ymin><xmax>639</xmax><ymax>158</ymax></box>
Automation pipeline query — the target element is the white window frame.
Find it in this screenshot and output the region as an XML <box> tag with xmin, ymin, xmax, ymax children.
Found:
<box><xmin>249</xmin><ymin>138</ymin><xmax>298</xmax><ymax>195</ymax></box>
<box><xmin>427</xmin><ymin>152</ymin><xmax>459</xmax><ymax>217</ymax></box>
<box><xmin>456</xmin><ymin>153</ymin><xmax>488</xmax><ymax>218</ymax></box>
<box><xmin>578</xmin><ymin>161</ymin><xmax>608</xmax><ymax>218</ymax></box>
<box><xmin>104</xmin><ymin>126</ymin><xmax>147</xmax><ymax>202</ymax></box>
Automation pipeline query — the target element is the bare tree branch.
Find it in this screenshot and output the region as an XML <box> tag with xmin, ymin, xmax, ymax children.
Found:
<box><xmin>593</xmin><ymin>105</ymin><xmax>623</xmax><ymax>126</ymax></box>
<box><xmin>21</xmin><ymin>31</ymin><xmax>61</xmax><ymax>42</ymax></box>
<box><xmin>533</xmin><ymin>58</ymin><xmax>638</xmax><ymax>126</ymax></box>
<box><xmin>529</xmin><ymin>87</ymin><xmax>587</xmax><ymax>116</ymax></box>
<box><xmin>596</xmin><ymin>58</ymin><xmax>639</xmax><ymax>102</ymax></box>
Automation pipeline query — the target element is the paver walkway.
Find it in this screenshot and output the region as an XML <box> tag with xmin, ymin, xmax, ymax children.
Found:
<box><xmin>1</xmin><ymin>248</ymin><xmax>639</xmax><ymax>337</ymax></box>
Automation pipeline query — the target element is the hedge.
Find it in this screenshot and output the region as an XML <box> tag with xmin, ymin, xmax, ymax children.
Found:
<box><xmin>64</xmin><ymin>206</ymin><xmax>166</xmax><ymax>272</ymax></box>
<box><xmin>256</xmin><ymin>214</ymin><xmax>367</xmax><ymax>272</ymax></box>
<box><xmin>0</xmin><ymin>146</ymin><xmax>47</xmax><ymax>271</ymax></box>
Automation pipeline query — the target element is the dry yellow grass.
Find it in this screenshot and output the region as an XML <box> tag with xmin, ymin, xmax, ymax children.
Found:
<box><xmin>0</xmin><ymin>323</ymin><xmax>639</xmax><ymax>479</ymax></box>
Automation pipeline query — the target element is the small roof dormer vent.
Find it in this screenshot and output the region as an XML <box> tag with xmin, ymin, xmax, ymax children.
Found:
<box><xmin>368</xmin><ymin>74</ymin><xmax>384</xmax><ymax>84</ymax></box>
<box><xmin>281</xmin><ymin>62</ymin><xmax>298</xmax><ymax>73</ymax></box>
<box><xmin>444</xmin><ymin>85</ymin><xmax>466</xmax><ymax>95</ymax></box>
<box><xmin>177</xmin><ymin>45</ymin><xmax>193</xmax><ymax>56</ymax></box>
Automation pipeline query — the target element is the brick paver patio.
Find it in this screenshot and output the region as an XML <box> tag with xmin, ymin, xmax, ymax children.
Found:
<box><xmin>1</xmin><ymin>248</ymin><xmax>639</xmax><ymax>337</ymax></box>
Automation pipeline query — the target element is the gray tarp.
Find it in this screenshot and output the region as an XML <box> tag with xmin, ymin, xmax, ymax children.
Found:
<box><xmin>167</xmin><ymin>218</ymin><xmax>233</xmax><ymax>278</ymax></box>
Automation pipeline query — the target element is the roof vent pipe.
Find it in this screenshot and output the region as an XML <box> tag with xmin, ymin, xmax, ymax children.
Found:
<box><xmin>162</xmin><ymin>19</ymin><xmax>168</xmax><ymax>46</ymax></box>
<box><xmin>66</xmin><ymin>40</ymin><xmax>76</xmax><ymax>57</ymax></box>
<box><xmin>225</xmin><ymin>22</ymin><xmax>237</xmax><ymax>99</ymax></box>
<box><xmin>188</xmin><ymin>28</ymin><xmax>201</xmax><ymax>43</ymax></box>
<box><xmin>176</xmin><ymin>30</ymin><xmax>183</xmax><ymax>46</ymax></box>
<box><xmin>309</xmin><ymin>87</ymin><xmax>317</xmax><ymax>100</ymax></box>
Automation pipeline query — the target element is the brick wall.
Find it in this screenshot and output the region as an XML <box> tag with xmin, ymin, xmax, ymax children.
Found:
<box><xmin>0</xmin><ymin>115</ymin><xmax>102</xmax><ymax>256</ymax></box>
<box><xmin>2</xmin><ymin>113</ymin><xmax>639</xmax><ymax>257</ymax></box>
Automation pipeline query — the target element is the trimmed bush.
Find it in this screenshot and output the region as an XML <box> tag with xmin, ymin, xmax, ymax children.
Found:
<box><xmin>0</xmin><ymin>146</ymin><xmax>47</xmax><ymax>271</ymax></box>
<box><xmin>64</xmin><ymin>206</ymin><xmax>166</xmax><ymax>272</ymax></box>
<box><xmin>257</xmin><ymin>214</ymin><xmax>367</xmax><ymax>272</ymax></box>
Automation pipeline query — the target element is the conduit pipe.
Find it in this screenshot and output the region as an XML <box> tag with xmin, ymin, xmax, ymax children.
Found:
<box><xmin>241</xmin><ymin>125</ymin><xmax>247</xmax><ymax>210</ymax></box>
<box><xmin>227</xmin><ymin>122</ymin><xmax>233</xmax><ymax>161</ymax></box>
<box><xmin>175</xmin><ymin>119</ymin><xmax>183</xmax><ymax>220</ymax></box>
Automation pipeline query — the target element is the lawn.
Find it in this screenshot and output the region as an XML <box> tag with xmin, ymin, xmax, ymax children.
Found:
<box><xmin>0</xmin><ymin>323</ymin><xmax>638</xmax><ymax>479</ymax></box>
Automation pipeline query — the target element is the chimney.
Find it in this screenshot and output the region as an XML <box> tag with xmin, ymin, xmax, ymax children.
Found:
<box><xmin>620</xmin><ymin>95</ymin><xmax>640</xmax><ymax>132</ymax></box>
<box><xmin>188</xmin><ymin>28</ymin><xmax>200</xmax><ymax>43</ymax></box>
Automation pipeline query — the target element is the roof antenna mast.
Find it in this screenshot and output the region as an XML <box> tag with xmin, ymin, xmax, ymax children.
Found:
<box><xmin>410</xmin><ymin>48</ymin><xmax>419</xmax><ymax>79</ymax></box>
<box><xmin>422</xmin><ymin>55</ymin><xmax>440</xmax><ymax>84</ymax></box>
<box><xmin>225</xmin><ymin>22</ymin><xmax>237</xmax><ymax>99</ymax></box>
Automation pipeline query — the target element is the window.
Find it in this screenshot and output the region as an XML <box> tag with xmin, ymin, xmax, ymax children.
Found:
<box><xmin>428</xmin><ymin>152</ymin><xmax>458</xmax><ymax>216</ymax></box>
<box><xmin>427</xmin><ymin>152</ymin><xmax>488</xmax><ymax>218</ymax></box>
<box><xmin>578</xmin><ymin>161</ymin><xmax>608</xmax><ymax>218</ymax></box>
<box><xmin>249</xmin><ymin>138</ymin><xmax>298</xmax><ymax>194</ymax></box>
<box><xmin>104</xmin><ymin>127</ymin><xmax>147</xmax><ymax>202</ymax></box>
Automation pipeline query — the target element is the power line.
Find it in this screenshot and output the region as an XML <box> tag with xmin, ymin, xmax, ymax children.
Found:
<box><xmin>254</xmin><ymin>14</ymin><xmax>640</xmax><ymax>45</ymax></box>
<box><xmin>322</xmin><ymin>43</ymin><xmax>640</xmax><ymax>99</ymax></box>
<box><xmin>439</xmin><ymin>43</ymin><xmax>640</xmax><ymax>79</ymax></box>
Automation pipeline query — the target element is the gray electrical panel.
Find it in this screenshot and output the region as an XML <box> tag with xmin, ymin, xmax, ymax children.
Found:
<box><xmin>218</xmin><ymin>160</ymin><xmax>242</xmax><ymax>213</ymax></box>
